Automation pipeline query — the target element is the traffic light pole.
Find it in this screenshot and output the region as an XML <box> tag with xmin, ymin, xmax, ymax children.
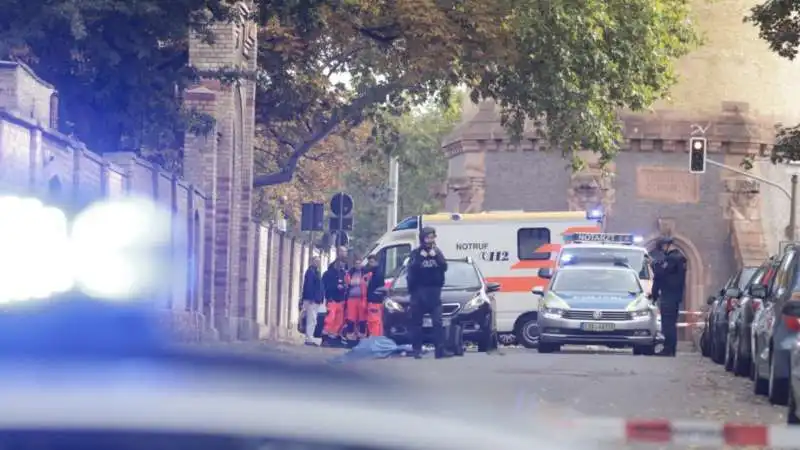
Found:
<box><xmin>704</xmin><ymin>158</ymin><xmax>796</xmax><ymax>241</ymax></box>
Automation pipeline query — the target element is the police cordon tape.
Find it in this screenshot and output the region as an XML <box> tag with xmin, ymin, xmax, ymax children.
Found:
<box><xmin>656</xmin><ymin>310</ymin><xmax>704</xmax><ymax>329</ymax></box>
<box><xmin>544</xmin><ymin>417</ymin><xmax>800</xmax><ymax>447</ymax></box>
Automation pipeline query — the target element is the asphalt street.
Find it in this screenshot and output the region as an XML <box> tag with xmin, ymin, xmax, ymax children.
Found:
<box><xmin>212</xmin><ymin>342</ymin><xmax>789</xmax><ymax>448</ymax></box>
<box><xmin>363</xmin><ymin>346</ymin><xmax>785</xmax><ymax>424</ymax></box>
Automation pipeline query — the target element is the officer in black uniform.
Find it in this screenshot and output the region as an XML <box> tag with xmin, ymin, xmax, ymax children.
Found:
<box><xmin>407</xmin><ymin>227</ymin><xmax>448</xmax><ymax>359</ymax></box>
<box><xmin>651</xmin><ymin>237</ymin><xmax>687</xmax><ymax>357</ymax></box>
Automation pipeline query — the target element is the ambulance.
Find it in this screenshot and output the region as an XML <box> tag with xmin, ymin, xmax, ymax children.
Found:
<box><xmin>550</xmin><ymin>233</ymin><xmax>654</xmax><ymax>295</ymax></box>
<box><xmin>367</xmin><ymin>210</ymin><xmax>604</xmax><ymax>348</ymax></box>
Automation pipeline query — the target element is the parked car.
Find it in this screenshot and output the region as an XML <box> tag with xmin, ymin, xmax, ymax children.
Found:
<box><xmin>382</xmin><ymin>257</ymin><xmax>500</xmax><ymax>353</ymax></box>
<box><xmin>726</xmin><ymin>257</ymin><xmax>778</xmax><ymax>376</ymax></box>
<box><xmin>700</xmin><ymin>294</ymin><xmax>715</xmax><ymax>357</ymax></box>
<box><xmin>708</xmin><ymin>266</ymin><xmax>758</xmax><ymax>364</ymax></box>
<box><xmin>752</xmin><ymin>245</ymin><xmax>800</xmax><ymax>405</ymax></box>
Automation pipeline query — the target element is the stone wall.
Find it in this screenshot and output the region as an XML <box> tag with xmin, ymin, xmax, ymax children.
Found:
<box><xmin>0</xmin><ymin>58</ymin><xmax>327</xmax><ymax>343</ymax></box>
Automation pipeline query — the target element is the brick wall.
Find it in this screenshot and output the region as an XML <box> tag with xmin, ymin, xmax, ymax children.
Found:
<box><xmin>0</xmin><ymin>60</ymin><xmax>327</xmax><ymax>343</ymax></box>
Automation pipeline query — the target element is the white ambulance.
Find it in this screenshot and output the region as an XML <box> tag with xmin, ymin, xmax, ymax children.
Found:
<box><xmin>367</xmin><ymin>210</ymin><xmax>603</xmax><ymax>348</ymax></box>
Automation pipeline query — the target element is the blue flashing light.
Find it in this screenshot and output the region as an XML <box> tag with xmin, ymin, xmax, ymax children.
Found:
<box><xmin>632</xmin><ymin>235</ymin><xmax>644</xmax><ymax>244</ymax></box>
<box><xmin>561</xmin><ymin>254</ymin><xmax>574</xmax><ymax>263</ymax></box>
<box><xmin>586</xmin><ymin>209</ymin><xmax>604</xmax><ymax>220</ymax></box>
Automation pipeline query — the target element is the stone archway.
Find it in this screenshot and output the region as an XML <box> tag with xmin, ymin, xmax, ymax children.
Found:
<box><xmin>645</xmin><ymin>233</ymin><xmax>705</xmax><ymax>314</ymax></box>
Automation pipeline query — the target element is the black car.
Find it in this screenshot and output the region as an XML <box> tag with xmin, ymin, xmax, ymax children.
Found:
<box><xmin>707</xmin><ymin>266</ymin><xmax>758</xmax><ymax>364</ymax></box>
<box><xmin>382</xmin><ymin>258</ymin><xmax>500</xmax><ymax>352</ymax></box>
<box><xmin>725</xmin><ymin>256</ymin><xmax>778</xmax><ymax>376</ymax></box>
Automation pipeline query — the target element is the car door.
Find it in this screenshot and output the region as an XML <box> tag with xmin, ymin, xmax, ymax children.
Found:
<box><xmin>769</xmin><ymin>250</ymin><xmax>800</xmax><ymax>381</ymax></box>
<box><xmin>757</xmin><ymin>251</ymin><xmax>795</xmax><ymax>375</ymax></box>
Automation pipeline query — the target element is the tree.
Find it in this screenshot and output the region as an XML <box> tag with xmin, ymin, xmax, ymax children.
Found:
<box><xmin>0</xmin><ymin>0</ymin><xmax>233</xmax><ymax>164</ymax></box>
<box><xmin>253</xmin><ymin>124</ymin><xmax>373</xmax><ymax>225</ymax></box>
<box><xmin>345</xmin><ymin>97</ymin><xmax>462</xmax><ymax>253</ymax></box>
<box><xmin>252</xmin><ymin>0</ymin><xmax>699</xmax><ymax>187</ymax></box>
<box><xmin>746</xmin><ymin>0</ymin><xmax>800</xmax><ymax>164</ymax></box>
<box><xmin>747</xmin><ymin>0</ymin><xmax>800</xmax><ymax>61</ymax></box>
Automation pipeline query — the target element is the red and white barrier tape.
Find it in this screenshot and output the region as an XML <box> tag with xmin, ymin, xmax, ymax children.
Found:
<box><xmin>548</xmin><ymin>418</ymin><xmax>800</xmax><ymax>447</ymax></box>
<box><xmin>656</xmin><ymin>310</ymin><xmax>704</xmax><ymax>329</ymax></box>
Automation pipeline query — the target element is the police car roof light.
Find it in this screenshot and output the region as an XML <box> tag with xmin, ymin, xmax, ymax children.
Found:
<box><xmin>563</xmin><ymin>255</ymin><xmax>630</xmax><ymax>266</ymax></box>
<box><xmin>586</xmin><ymin>209</ymin><xmax>604</xmax><ymax>220</ymax></box>
<box><xmin>632</xmin><ymin>235</ymin><xmax>644</xmax><ymax>244</ymax></box>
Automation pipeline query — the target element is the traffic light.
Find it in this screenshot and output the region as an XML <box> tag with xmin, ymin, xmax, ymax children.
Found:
<box><xmin>689</xmin><ymin>137</ymin><xmax>707</xmax><ymax>174</ymax></box>
<box><xmin>328</xmin><ymin>192</ymin><xmax>354</xmax><ymax>232</ymax></box>
<box><xmin>300</xmin><ymin>203</ymin><xmax>324</xmax><ymax>232</ymax></box>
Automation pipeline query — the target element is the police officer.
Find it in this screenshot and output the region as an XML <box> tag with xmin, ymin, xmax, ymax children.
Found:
<box><xmin>407</xmin><ymin>227</ymin><xmax>448</xmax><ymax>359</ymax></box>
<box><xmin>651</xmin><ymin>237</ymin><xmax>687</xmax><ymax>357</ymax></box>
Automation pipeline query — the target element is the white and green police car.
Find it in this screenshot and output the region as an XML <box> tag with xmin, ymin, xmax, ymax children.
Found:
<box><xmin>532</xmin><ymin>258</ymin><xmax>659</xmax><ymax>355</ymax></box>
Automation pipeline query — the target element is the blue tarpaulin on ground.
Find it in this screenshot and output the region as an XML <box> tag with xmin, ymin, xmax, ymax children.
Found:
<box><xmin>328</xmin><ymin>336</ymin><xmax>419</xmax><ymax>364</ymax></box>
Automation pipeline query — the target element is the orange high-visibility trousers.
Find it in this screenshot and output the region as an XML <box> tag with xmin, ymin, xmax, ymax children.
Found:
<box><xmin>323</xmin><ymin>301</ymin><xmax>345</xmax><ymax>337</ymax></box>
<box><xmin>343</xmin><ymin>296</ymin><xmax>366</xmax><ymax>339</ymax></box>
<box><xmin>366</xmin><ymin>303</ymin><xmax>384</xmax><ymax>337</ymax></box>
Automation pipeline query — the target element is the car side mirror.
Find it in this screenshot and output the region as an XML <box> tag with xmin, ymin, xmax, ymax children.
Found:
<box><xmin>374</xmin><ymin>286</ymin><xmax>388</xmax><ymax>298</ymax></box>
<box><xmin>706</xmin><ymin>295</ymin><xmax>716</xmax><ymax>305</ymax></box>
<box><xmin>719</xmin><ymin>288</ymin><xmax>726</xmax><ymax>296</ymax></box>
<box><xmin>531</xmin><ymin>286</ymin><xmax>545</xmax><ymax>296</ymax></box>
<box><xmin>749</xmin><ymin>285</ymin><xmax>767</xmax><ymax>299</ymax></box>
<box><xmin>486</xmin><ymin>282</ymin><xmax>501</xmax><ymax>293</ymax></box>
<box><xmin>725</xmin><ymin>287</ymin><xmax>742</xmax><ymax>298</ymax></box>
<box><xmin>537</xmin><ymin>268</ymin><xmax>553</xmax><ymax>279</ymax></box>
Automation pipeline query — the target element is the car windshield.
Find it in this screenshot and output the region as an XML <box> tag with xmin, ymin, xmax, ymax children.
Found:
<box><xmin>559</xmin><ymin>247</ymin><xmax>647</xmax><ymax>277</ymax></box>
<box><xmin>551</xmin><ymin>268</ymin><xmax>642</xmax><ymax>293</ymax></box>
<box><xmin>393</xmin><ymin>260</ymin><xmax>481</xmax><ymax>290</ymax></box>
<box><xmin>738</xmin><ymin>267</ymin><xmax>758</xmax><ymax>289</ymax></box>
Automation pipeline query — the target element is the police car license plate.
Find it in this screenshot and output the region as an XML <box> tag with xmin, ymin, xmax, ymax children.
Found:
<box><xmin>581</xmin><ymin>322</ymin><xmax>615</xmax><ymax>332</ymax></box>
<box><xmin>423</xmin><ymin>317</ymin><xmax>451</xmax><ymax>327</ymax></box>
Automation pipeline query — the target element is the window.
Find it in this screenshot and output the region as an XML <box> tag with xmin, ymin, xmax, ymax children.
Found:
<box><xmin>393</xmin><ymin>261</ymin><xmax>481</xmax><ymax>290</ymax></box>
<box><xmin>738</xmin><ymin>267</ymin><xmax>758</xmax><ymax>290</ymax></box>
<box><xmin>517</xmin><ymin>228</ymin><xmax>551</xmax><ymax>260</ymax></box>
<box><xmin>551</xmin><ymin>268</ymin><xmax>642</xmax><ymax>293</ymax></box>
<box><xmin>392</xmin><ymin>216</ymin><xmax>418</xmax><ymax>231</ymax></box>
<box><xmin>379</xmin><ymin>244</ymin><xmax>411</xmax><ymax>279</ymax></box>
<box><xmin>775</xmin><ymin>251</ymin><xmax>796</xmax><ymax>294</ymax></box>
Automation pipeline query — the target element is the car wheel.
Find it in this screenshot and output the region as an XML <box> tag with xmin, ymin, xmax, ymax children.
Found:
<box><xmin>633</xmin><ymin>345</ymin><xmax>655</xmax><ymax>356</ymax></box>
<box><xmin>753</xmin><ymin>352</ymin><xmax>769</xmax><ymax>396</ymax></box>
<box><xmin>789</xmin><ymin>378</ymin><xmax>800</xmax><ymax>425</ymax></box>
<box><xmin>451</xmin><ymin>324</ymin><xmax>465</xmax><ymax>357</ymax></box>
<box><xmin>537</xmin><ymin>342</ymin><xmax>560</xmax><ymax>354</ymax></box>
<box><xmin>724</xmin><ymin>335</ymin><xmax>735</xmax><ymax>372</ymax></box>
<box><xmin>700</xmin><ymin>330</ymin><xmax>711</xmax><ymax>357</ymax></box>
<box><xmin>733</xmin><ymin>333</ymin><xmax>750</xmax><ymax>377</ymax></box>
<box><xmin>712</xmin><ymin>332</ymin><xmax>726</xmax><ymax>364</ymax></box>
<box><xmin>515</xmin><ymin>314</ymin><xmax>540</xmax><ymax>349</ymax></box>
<box><xmin>769</xmin><ymin>352</ymin><xmax>790</xmax><ymax>405</ymax></box>
<box><xmin>477</xmin><ymin>315</ymin><xmax>497</xmax><ymax>352</ymax></box>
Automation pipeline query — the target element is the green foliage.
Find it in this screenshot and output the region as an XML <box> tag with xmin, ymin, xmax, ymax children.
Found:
<box><xmin>746</xmin><ymin>0</ymin><xmax>800</xmax><ymax>166</ymax></box>
<box><xmin>0</xmin><ymin>0</ymin><xmax>234</xmax><ymax>170</ymax></box>
<box><xmin>747</xmin><ymin>0</ymin><xmax>800</xmax><ymax>61</ymax></box>
<box><xmin>253</xmin><ymin>0</ymin><xmax>699</xmax><ymax>186</ymax></box>
<box><xmin>345</xmin><ymin>99</ymin><xmax>461</xmax><ymax>253</ymax></box>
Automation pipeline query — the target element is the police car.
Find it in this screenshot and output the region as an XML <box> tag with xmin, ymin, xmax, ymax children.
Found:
<box><xmin>0</xmin><ymin>195</ymin><xmax>584</xmax><ymax>450</ymax></box>
<box><xmin>533</xmin><ymin>256</ymin><xmax>659</xmax><ymax>355</ymax></box>
<box><xmin>553</xmin><ymin>233</ymin><xmax>654</xmax><ymax>296</ymax></box>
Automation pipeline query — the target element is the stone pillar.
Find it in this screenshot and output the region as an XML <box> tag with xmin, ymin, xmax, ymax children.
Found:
<box><xmin>185</xmin><ymin>1</ymin><xmax>257</xmax><ymax>340</ymax></box>
<box><xmin>182</xmin><ymin>86</ymin><xmax>219</xmax><ymax>338</ymax></box>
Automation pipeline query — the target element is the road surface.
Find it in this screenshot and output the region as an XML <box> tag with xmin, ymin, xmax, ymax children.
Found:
<box><xmin>213</xmin><ymin>342</ymin><xmax>789</xmax><ymax>448</ymax></box>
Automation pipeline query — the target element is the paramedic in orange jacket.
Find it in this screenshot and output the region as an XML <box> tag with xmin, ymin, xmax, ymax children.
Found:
<box><xmin>343</xmin><ymin>255</ymin><xmax>369</xmax><ymax>340</ymax></box>
<box><xmin>365</xmin><ymin>255</ymin><xmax>386</xmax><ymax>337</ymax></box>
<box><xmin>322</xmin><ymin>257</ymin><xmax>348</xmax><ymax>346</ymax></box>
